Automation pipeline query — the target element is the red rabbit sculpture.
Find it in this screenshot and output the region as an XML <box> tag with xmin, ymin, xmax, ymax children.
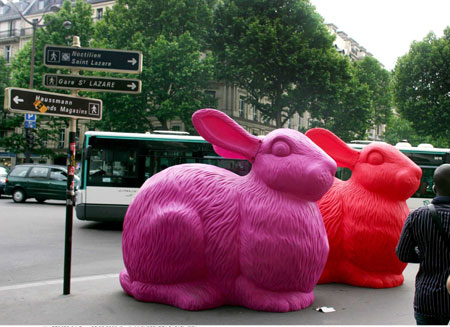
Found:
<box><xmin>306</xmin><ymin>128</ymin><xmax>422</xmax><ymax>288</ymax></box>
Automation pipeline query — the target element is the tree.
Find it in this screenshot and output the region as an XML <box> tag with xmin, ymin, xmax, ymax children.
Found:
<box><xmin>353</xmin><ymin>56</ymin><xmax>392</xmax><ymax>126</ymax></box>
<box><xmin>210</xmin><ymin>0</ymin><xmax>352</xmax><ymax>128</ymax></box>
<box><xmin>0</xmin><ymin>56</ymin><xmax>9</xmax><ymax>108</ymax></box>
<box><xmin>393</xmin><ymin>27</ymin><xmax>450</xmax><ymax>146</ymax></box>
<box><xmin>384</xmin><ymin>115</ymin><xmax>448</xmax><ymax>148</ymax></box>
<box><xmin>91</xmin><ymin>0</ymin><xmax>216</xmax><ymax>132</ymax></box>
<box><xmin>5</xmin><ymin>0</ymin><xmax>95</xmax><ymax>158</ymax></box>
<box><xmin>308</xmin><ymin>63</ymin><xmax>373</xmax><ymax>142</ymax></box>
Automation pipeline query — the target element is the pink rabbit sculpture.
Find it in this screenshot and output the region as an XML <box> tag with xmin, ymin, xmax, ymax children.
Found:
<box><xmin>120</xmin><ymin>109</ymin><xmax>337</xmax><ymax>312</ymax></box>
<box><xmin>306</xmin><ymin>128</ymin><xmax>422</xmax><ymax>288</ymax></box>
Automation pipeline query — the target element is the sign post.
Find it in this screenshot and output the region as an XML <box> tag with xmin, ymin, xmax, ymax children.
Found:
<box><xmin>5</xmin><ymin>37</ymin><xmax>143</xmax><ymax>296</ymax></box>
<box><xmin>40</xmin><ymin>39</ymin><xmax>140</xmax><ymax>296</ymax></box>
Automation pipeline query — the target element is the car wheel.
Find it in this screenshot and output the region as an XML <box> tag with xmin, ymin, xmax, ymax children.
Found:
<box><xmin>36</xmin><ymin>197</ymin><xmax>46</xmax><ymax>203</ymax></box>
<box><xmin>13</xmin><ymin>189</ymin><xmax>26</xmax><ymax>203</ymax></box>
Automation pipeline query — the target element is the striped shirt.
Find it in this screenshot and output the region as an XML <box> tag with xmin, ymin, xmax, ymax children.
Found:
<box><xmin>396</xmin><ymin>196</ymin><xmax>450</xmax><ymax>317</ymax></box>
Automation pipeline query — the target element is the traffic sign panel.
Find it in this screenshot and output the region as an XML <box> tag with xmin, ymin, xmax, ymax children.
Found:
<box><xmin>43</xmin><ymin>74</ymin><xmax>141</xmax><ymax>94</ymax></box>
<box><xmin>24</xmin><ymin>121</ymin><xmax>36</xmax><ymax>128</ymax></box>
<box><xmin>44</xmin><ymin>45</ymin><xmax>142</xmax><ymax>74</ymax></box>
<box><xmin>25</xmin><ymin>113</ymin><xmax>36</xmax><ymax>121</ymax></box>
<box><xmin>5</xmin><ymin>87</ymin><xmax>102</xmax><ymax>120</ymax></box>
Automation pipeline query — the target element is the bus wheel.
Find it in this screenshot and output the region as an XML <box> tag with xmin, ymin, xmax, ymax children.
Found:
<box><xmin>13</xmin><ymin>189</ymin><xmax>26</xmax><ymax>203</ymax></box>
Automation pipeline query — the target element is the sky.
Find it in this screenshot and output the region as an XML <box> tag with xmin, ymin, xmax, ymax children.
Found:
<box><xmin>309</xmin><ymin>0</ymin><xmax>450</xmax><ymax>71</ymax></box>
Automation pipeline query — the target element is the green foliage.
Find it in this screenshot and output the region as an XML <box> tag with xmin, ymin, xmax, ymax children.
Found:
<box><xmin>309</xmin><ymin>63</ymin><xmax>373</xmax><ymax>142</ymax></box>
<box><xmin>353</xmin><ymin>56</ymin><xmax>392</xmax><ymax>125</ymax></box>
<box><xmin>211</xmin><ymin>0</ymin><xmax>339</xmax><ymax>127</ymax></box>
<box><xmin>0</xmin><ymin>56</ymin><xmax>9</xmax><ymax>107</ymax></box>
<box><xmin>393</xmin><ymin>27</ymin><xmax>450</xmax><ymax>146</ymax></box>
<box><xmin>91</xmin><ymin>0</ymin><xmax>217</xmax><ymax>132</ymax></box>
<box><xmin>383</xmin><ymin>114</ymin><xmax>448</xmax><ymax>148</ymax></box>
<box><xmin>4</xmin><ymin>0</ymin><xmax>95</xmax><ymax>157</ymax></box>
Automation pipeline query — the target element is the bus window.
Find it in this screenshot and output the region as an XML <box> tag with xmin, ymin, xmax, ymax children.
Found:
<box><xmin>87</xmin><ymin>148</ymin><xmax>140</xmax><ymax>187</ymax></box>
<box><xmin>413</xmin><ymin>167</ymin><xmax>434</xmax><ymax>198</ymax></box>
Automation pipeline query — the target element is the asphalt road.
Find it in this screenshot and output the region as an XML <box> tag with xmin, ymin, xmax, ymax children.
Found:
<box><xmin>0</xmin><ymin>196</ymin><xmax>418</xmax><ymax>325</ymax></box>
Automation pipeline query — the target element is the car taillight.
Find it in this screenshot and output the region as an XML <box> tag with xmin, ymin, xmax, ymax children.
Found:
<box><xmin>5</xmin><ymin>178</ymin><xmax>7</xmax><ymax>183</ymax></box>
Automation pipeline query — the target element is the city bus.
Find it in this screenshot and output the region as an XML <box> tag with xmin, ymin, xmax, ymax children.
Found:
<box><xmin>75</xmin><ymin>131</ymin><xmax>252</xmax><ymax>222</ymax></box>
<box><xmin>337</xmin><ymin>142</ymin><xmax>450</xmax><ymax>210</ymax></box>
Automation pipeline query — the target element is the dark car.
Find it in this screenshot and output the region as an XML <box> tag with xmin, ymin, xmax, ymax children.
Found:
<box><xmin>0</xmin><ymin>166</ymin><xmax>9</xmax><ymax>197</ymax></box>
<box><xmin>4</xmin><ymin>164</ymin><xmax>79</xmax><ymax>203</ymax></box>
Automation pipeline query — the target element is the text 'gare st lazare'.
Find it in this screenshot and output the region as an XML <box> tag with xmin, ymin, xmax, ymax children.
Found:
<box><xmin>55</xmin><ymin>77</ymin><xmax>116</xmax><ymax>88</ymax></box>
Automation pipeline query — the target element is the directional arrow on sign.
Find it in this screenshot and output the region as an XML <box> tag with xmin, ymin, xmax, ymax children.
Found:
<box><xmin>13</xmin><ymin>96</ymin><xmax>24</xmax><ymax>104</ymax></box>
<box><xmin>127</xmin><ymin>58</ymin><xmax>137</xmax><ymax>66</ymax></box>
<box><xmin>127</xmin><ymin>82</ymin><xmax>137</xmax><ymax>90</ymax></box>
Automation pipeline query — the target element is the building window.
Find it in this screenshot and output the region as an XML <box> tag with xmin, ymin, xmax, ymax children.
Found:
<box><xmin>5</xmin><ymin>45</ymin><xmax>11</xmax><ymax>63</ymax></box>
<box><xmin>253</xmin><ymin>107</ymin><xmax>258</xmax><ymax>121</ymax></box>
<box><xmin>96</xmin><ymin>8</ymin><xmax>103</xmax><ymax>20</ymax></box>
<box><xmin>38</xmin><ymin>0</ymin><xmax>45</xmax><ymax>10</ymax></box>
<box><xmin>58</xmin><ymin>129</ymin><xmax>65</xmax><ymax>149</ymax></box>
<box><xmin>239</xmin><ymin>96</ymin><xmax>245</xmax><ymax>118</ymax></box>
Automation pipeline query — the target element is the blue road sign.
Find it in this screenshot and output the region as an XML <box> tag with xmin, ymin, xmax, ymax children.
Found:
<box><xmin>24</xmin><ymin>121</ymin><xmax>36</xmax><ymax>128</ymax></box>
<box><xmin>25</xmin><ymin>113</ymin><xmax>36</xmax><ymax>121</ymax></box>
<box><xmin>24</xmin><ymin>113</ymin><xmax>36</xmax><ymax>128</ymax></box>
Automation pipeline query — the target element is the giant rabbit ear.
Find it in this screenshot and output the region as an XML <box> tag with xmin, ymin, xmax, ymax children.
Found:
<box><xmin>306</xmin><ymin>128</ymin><xmax>359</xmax><ymax>170</ymax></box>
<box><xmin>192</xmin><ymin>109</ymin><xmax>262</xmax><ymax>163</ymax></box>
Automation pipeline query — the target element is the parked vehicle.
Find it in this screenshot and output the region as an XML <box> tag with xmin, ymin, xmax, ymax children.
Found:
<box><xmin>0</xmin><ymin>166</ymin><xmax>9</xmax><ymax>197</ymax></box>
<box><xmin>4</xmin><ymin>164</ymin><xmax>79</xmax><ymax>203</ymax></box>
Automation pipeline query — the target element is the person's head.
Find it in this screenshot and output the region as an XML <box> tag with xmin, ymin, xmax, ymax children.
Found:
<box><xmin>432</xmin><ymin>164</ymin><xmax>450</xmax><ymax>196</ymax></box>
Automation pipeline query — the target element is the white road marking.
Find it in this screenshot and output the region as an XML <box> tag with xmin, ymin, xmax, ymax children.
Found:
<box><xmin>0</xmin><ymin>273</ymin><xmax>119</xmax><ymax>292</ymax></box>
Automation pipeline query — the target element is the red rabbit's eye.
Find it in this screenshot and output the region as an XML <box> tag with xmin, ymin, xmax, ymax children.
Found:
<box><xmin>367</xmin><ymin>151</ymin><xmax>383</xmax><ymax>165</ymax></box>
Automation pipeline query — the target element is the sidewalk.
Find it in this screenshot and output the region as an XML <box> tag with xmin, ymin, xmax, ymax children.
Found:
<box><xmin>0</xmin><ymin>265</ymin><xmax>418</xmax><ymax>325</ymax></box>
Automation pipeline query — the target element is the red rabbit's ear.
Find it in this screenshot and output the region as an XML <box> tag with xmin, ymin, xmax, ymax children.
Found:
<box><xmin>192</xmin><ymin>109</ymin><xmax>262</xmax><ymax>163</ymax></box>
<box><xmin>306</xmin><ymin>128</ymin><xmax>359</xmax><ymax>170</ymax></box>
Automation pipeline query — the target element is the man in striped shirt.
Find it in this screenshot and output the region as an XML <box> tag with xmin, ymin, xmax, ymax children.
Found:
<box><xmin>396</xmin><ymin>163</ymin><xmax>450</xmax><ymax>325</ymax></box>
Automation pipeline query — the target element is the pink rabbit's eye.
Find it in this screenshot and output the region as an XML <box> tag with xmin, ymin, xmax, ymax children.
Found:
<box><xmin>367</xmin><ymin>151</ymin><xmax>383</xmax><ymax>165</ymax></box>
<box><xmin>272</xmin><ymin>141</ymin><xmax>291</xmax><ymax>157</ymax></box>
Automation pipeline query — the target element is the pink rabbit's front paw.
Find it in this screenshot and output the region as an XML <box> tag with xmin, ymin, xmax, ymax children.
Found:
<box><xmin>234</xmin><ymin>275</ymin><xmax>314</xmax><ymax>312</ymax></box>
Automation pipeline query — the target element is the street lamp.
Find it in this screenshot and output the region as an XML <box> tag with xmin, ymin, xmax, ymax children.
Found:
<box><xmin>8</xmin><ymin>0</ymin><xmax>61</xmax><ymax>163</ymax></box>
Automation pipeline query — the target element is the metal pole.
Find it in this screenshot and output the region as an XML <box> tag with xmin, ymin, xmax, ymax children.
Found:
<box><xmin>63</xmin><ymin>36</ymin><xmax>80</xmax><ymax>295</ymax></box>
<box><xmin>24</xmin><ymin>23</ymin><xmax>37</xmax><ymax>164</ymax></box>
<box><xmin>29</xmin><ymin>23</ymin><xmax>36</xmax><ymax>89</ymax></box>
<box><xmin>63</xmin><ymin>118</ymin><xmax>76</xmax><ymax>295</ymax></box>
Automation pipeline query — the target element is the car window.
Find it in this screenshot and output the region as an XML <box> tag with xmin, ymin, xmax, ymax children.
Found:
<box><xmin>0</xmin><ymin>167</ymin><xmax>8</xmax><ymax>175</ymax></box>
<box><xmin>50</xmin><ymin>169</ymin><xmax>67</xmax><ymax>181</ymax></box>
<box><xmin>29</xmin><ymin>167</ymin><xmax>49</xmax><ymax>179</ymax></box>
<box><xmin>9</xmin><ymin>166</ymin><xmax>30</xmax><ymax>177</ymax></box>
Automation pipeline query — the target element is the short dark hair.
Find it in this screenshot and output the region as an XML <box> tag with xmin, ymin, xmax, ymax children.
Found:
<box><xmin>433</xmin><ymin>164</ymin><xmax>450</xmax><ymax>196</ymax></box>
